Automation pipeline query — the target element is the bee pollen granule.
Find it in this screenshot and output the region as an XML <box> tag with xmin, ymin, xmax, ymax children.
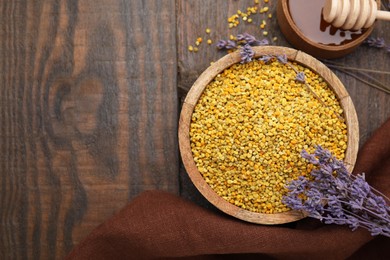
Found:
<box><xmin>190</xmin><ymin>59</ymin><xmax>347</xmax><ymax>214</ymax></box>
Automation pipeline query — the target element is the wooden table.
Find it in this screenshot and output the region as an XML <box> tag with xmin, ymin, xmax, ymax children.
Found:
<box><xmin>1</xmin><ymin>0</ymin><xmax>389</xmax><ymax>259</ymax></box>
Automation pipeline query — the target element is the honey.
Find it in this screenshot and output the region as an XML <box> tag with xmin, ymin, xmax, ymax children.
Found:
<box><xmin>288</xmin><ymin>0</ymin><xmax>365</xmax><ymax>45</ymax></box>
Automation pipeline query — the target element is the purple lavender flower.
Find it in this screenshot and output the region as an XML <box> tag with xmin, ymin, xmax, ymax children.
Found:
<box><xmin>216</xmin><ymin>33</ymin><xmax>269</xmax><ymax>63</ymax></box>
<box><xmin>258</xmin><ymin>55</ymin><xmax>273</xmax><ymax>63</ymax></box>
<box><xmin>216</xmin><ymin>39</ymin><xmax>238</xmax><ymax>50</ymax></box>
<box><xmin>277</xmin><ymin>54</ymin><xmax>288</xmax><ymax>64</ymax></box>
<box><xmin>236</xmin><ymin>34</ymin><xmax>246</xmax><ymax>41</ymax></box>
<box><xmin>236</xmin><ymin>33</ymin><xmax>269</xmax><ymax>46</ymax></box>
<box><xmin>237</xmin><ymin>33</ymin><xmax>257</xmax><ymax>45</ymax></box>
<box><xmin>216</xmin><ymin>40</ymin><xmax>228</xmax><ymax>49</ymax></box>
<box><xmin>346</xmin><ymin>216</ymin><xmax>360</xmax><ymax>231</ymax></box>
<box><xmin>283</xmin><ymin>146</ymin><xmax>390</xmax><ymax>237</ymax></box>
<box><xmin>240</xmin><ymin>44</ymin><xmax>255</xmax><ymax>63</ymax></box>
<box><xmin>226</xmin><ymin>40</ymin><xmax>238</xmax><ymax>50</ymax></box>
<box><xmin>300</xmin><ymin>150</ymin><xmax>318</xmax><ymax>164</ymax></box>
<box><xmin>295</xmin><ymin>72</ymin><xmax>306</xmax><ymax>83</ymax></box>
<box><xmin>365</xmin><ymin>37</ymin><xmax>386</xmax><ymax>48</ymax></box>
<box><xmin>256</xmin><ymin>38</ymin><xmax>269</xmax><ymax>46</ymax></box>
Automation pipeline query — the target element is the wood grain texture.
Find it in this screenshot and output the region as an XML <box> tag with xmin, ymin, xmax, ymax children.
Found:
<box><xmin>1</xmin><ymin>0</ymin><xmax>390</xmax><ymax>258</ymax></box>
<box><xmin>0</xmin><ymin>0</ymin><xmax>178</xmax><ymax>259</ymax></box>
<box><xmin>333</xmin><ymin>27</ymin><xmax>390</xmax><ymax>144</ymax></box>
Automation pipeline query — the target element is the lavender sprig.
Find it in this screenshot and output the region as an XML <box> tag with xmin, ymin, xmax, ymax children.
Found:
<box><xmin>226</xmin><ymin>40</ymin><xmax>237</xmax><ymax>50</ymax></box>
<box><xmin>295</xmin><ymin>72</ymin><xmax>306</xmax><ymax>83</ymax></box>
<box><xmin>283</xmin><ymin>146</ymin><xmax>390</xmax><ymax>237</ymax></box>
<box><xmin>363</xmin><ymin>36</ymin><xmax>390</xmax><ymax>54</ymax></box>
<box><xmin>258</xmin><ymin>54</ymin><xmax>273</xmax><ymax>63</ymax></box>
<box><xmin>216</xmin><ymin>33</ymin><xmax>269</xmax><ymax>62</ymax></box>
<box><xmin>237</xmin><ymin>33</ymin><xmax>257</xmax><ymax>45</ymax></box>
<box><xmin>240</xmin><ymin>44</ymin><xmax>255</xmax><ymax>63</ymax></box>
<box><xmin>216</xmin><ymin>40</ymin><xmax>237</xmax><ymax>50</ymax></box>
<box><xmin>216</xmin><ymin>40</ymin><xmax>228</xmax><ymax>49</ymax></box>
<box><xmin>256</xmin><ymin>38</ymin><xmax>270</xmax><ymax>46</ymax></box>
<box><xmin>276</xmin><ymin>54</ymin><xmax>288</xmax><ymax>64</ymax></box>
<box><xmin>365</xmin><ymin>37</ymin><xmax>386</xmax><ymax>48</ymax></box>
<box><xmin>237</xmin><ymin>33</ymin><xmax>269</xmax><ymax>46</ymax></box>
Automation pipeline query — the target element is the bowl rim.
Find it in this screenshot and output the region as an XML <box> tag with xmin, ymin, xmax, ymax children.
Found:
<box><xmin>178</xmin><ymin>46</ymin><xmax>359</xmax><ymax>224</ymax></box>
<box><xmin>277</xmin><ymin>0</ymin><xmax>378</xmax><ymax>51</ymax></box>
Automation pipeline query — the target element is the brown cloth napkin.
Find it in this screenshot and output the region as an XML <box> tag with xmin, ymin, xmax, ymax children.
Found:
<box><xmin>66</xmin><ymin>118</ymin><xmax>390</xmax><ymax>260</ymax></box>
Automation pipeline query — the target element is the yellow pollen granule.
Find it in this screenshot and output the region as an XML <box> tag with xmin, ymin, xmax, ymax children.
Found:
<box><xmin>190</xmin><ymin>60</ymin><xmax>347</xmax><ymax>214</ymax></box>
<box><xmin>260</xmin><ymin>6</ymin><xmax>270</xmax><ymax>14</ymax></box>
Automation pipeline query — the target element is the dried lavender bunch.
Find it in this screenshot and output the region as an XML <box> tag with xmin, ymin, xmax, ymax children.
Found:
<box><xmin>283</xmin><ymin>146</ymin><xmax>390</xmax><ymax>237</ymax></box>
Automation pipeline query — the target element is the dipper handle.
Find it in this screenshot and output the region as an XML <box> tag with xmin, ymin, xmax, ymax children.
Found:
<box><xmin>376</xmin><ymin>10</ymin><xmax>390</xmax><ymax>21</ymax></box>
<box><xmin>323</xmin><ymin>0</ymin><xmax>390</xmax><ymax>30</ymax></box>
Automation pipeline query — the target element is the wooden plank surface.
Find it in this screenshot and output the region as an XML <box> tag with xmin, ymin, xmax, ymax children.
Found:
<box><xmin>1</xmin><ymin>0</ymin><xmax>390</xmax><ymax>259</ymax></box>
<box><xmin>0</xmin><ymin>0</ymin><xmax>178</xmax><ymax>259</ymax></box>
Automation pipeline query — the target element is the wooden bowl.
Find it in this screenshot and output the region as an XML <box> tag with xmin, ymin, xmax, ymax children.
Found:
<box><xmin>276</xmin><ymin>0</ymin><xmax>379</xmax><ymax>59</ymax></box>
<box><xmin>179</xmin><ymin>46</ymin><xmax>359</xmax><ymax>224</ymax></box>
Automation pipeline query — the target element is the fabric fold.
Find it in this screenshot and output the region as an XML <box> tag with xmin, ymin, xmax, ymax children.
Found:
<box><xmin>66</xmin><ymin>118</ymin><xmax>390</xmax><ymax>259</ymax></box>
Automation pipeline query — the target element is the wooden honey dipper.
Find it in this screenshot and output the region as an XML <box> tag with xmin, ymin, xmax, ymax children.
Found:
<box><xmin>322</xmin><ymin>0</ymin><xmax>390</xmax><ymax>30</ymax></box>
